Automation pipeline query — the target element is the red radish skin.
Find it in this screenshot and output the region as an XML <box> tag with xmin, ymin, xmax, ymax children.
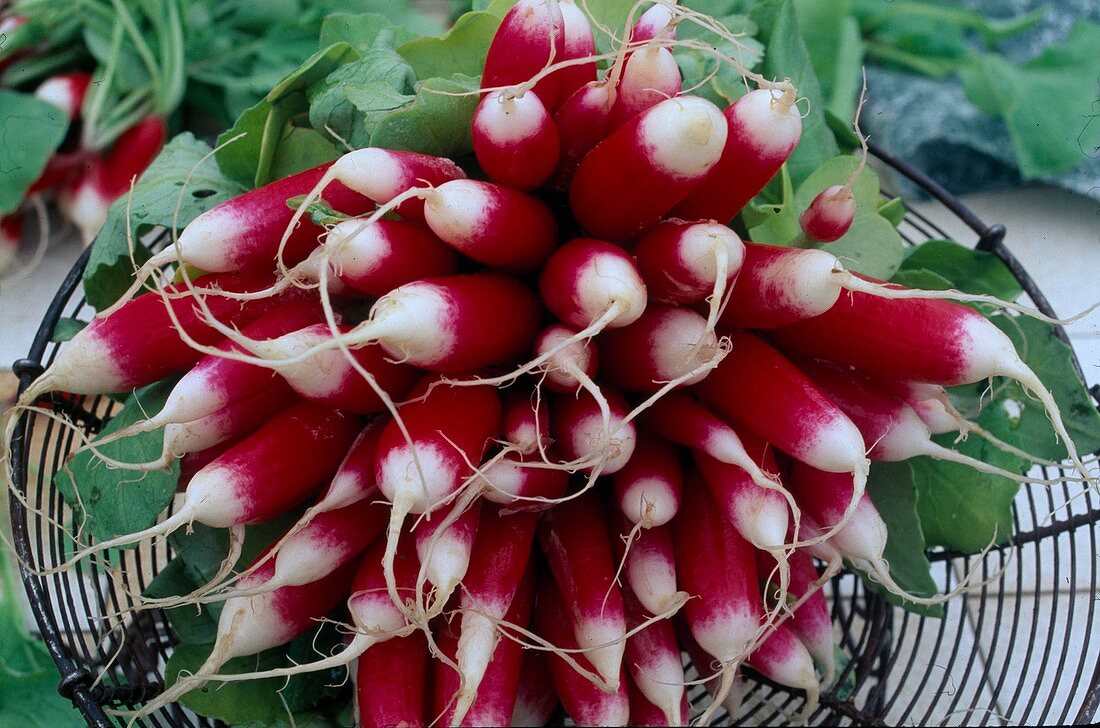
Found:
<box><xmin>481</xmin><ymin>0</ymin><xmax>566</xmax><ymax>108</ymax></box>
<box><xmin>473</xmin><ymin>91</ymin><xmax>561</xmax><ymax>191</ymax></box>
<box><xmin>552</xmin><ymin>387</ymin><xmax>637</xmax><ymax>474</ymax></box>
<box><xmin>539</xmin><ymin>492</ymin><xmax>628</xmax><ymax>689</ymax></box>
<box><xmin>570</xmin><ymin>96</ymin><xmax>728</xmax><ymax>241</ymax></box>
<box><xmin>357</xmin><ymin>631</ymin><xmax>430</xmax><ymax>728</ymax></box>
<box><xmin>27</xmin><ymin>149</ymin><xmax>89</xmax><ymax>196</ymax></box>
<box><xmin>20</xmin><ymin>271</ymin><xmax>289</xmax><ymax>402</ymax></box>
<box><xmin>768</xmin><ymin>290</ymin><xmax>1091</xmax><ymax>476</ymax></box>
<box><xmin>328</xmin><ymin>148</ymin><xmax>467</xmax><ymax>223</ymax></box>
<box><xmin>34</xmin><ymin>72</ymin><xmax>92</xmax><ymax>119</ymax></box>
<box><xmin>414</xmin><ymin>499</ymin><xmax>481</xmax><ymax>611</ymax></box>
<box><xmin>423</xmin><ymin>179</ymin><xmax>558</xmax><ymax>271</ymax></box>
<box><xmin>539</xmin><ymin>238</ymin><xmax>648</xmax><ymax>332</ymax></box>
<box><xmin>553</xmin><ymin>0</ymin><xmax>598</xmax><ymax>106</ymax></box>
<box><xmin>633</xmin><ymin>220</ymin><xmax>745</xmax><ymax>307</ymax></box>
<box><xmin>598</xmin><ymin>303</ymin><xmax>721</xmax><ymax>393</ymax></box>
<box><xmin>536</xmin><ymin>579</ymin><xmax>630</xmax><ymax>726</ymax></box>
<box><xmin>248</xmin><ymin>323</ymin><xmax>420</xmax><ymax>413</ymax></box>
<box><xmin>316</xmin><ymin>421</ymin><xmax>384</xmax><ymax>511</ymax></box>
<box><xmin>474</xmin><ymin>453</ymin><xmax>569</xmax><ymax>509</ymax></box>
<box><xmin>800</xmin><ymin>184</ymin><xmax>856</xmax><ymax>242</ymax></box>
<box><xmin>671</xmin><ymin>87</ymin><xmax>802</xmax><ymax>223</ymax></box>
<box><xmin>300</xmin><ymin>218</ymin><xmax>457</xmax><ymax>297</ymax></box>
<box><xmin>511</xmin><ymin>650</ymin><xmax>558</xmax><ymax>727</ymax></box>
<box><xmin>612</xmin><ymin>433</ymin><xmax>683</xmax><ymax>528</ymax></box>
<box><xmin>623</xmin><ymin>589</ymin><xmax>687</xmax><ymax>725</ymax></box>
<box><xmin>534</xmin><ymin>323</ymin><xmax>599</xmax><ymax>396</ymax></box>
<box><xmin>608</xmin><ymin>46</ymin><xmax>682</xmax><ymax>130</ymax></box>
<box><xmin>693</xmin><ymin>449</ymin><xmax>791</xmax><ymax>555</ymax></box>
<box><xmin>550</xmin><ymin>80</ymin><xmax>615</xmax><ymax>188</ymax></box>
<box><xmin>745</xmin><ymin>621</ymin><xmax>820</xmax><ymax>706</ymax></box>
<box><xmin>756</xmin><ymin>548</ymin><xmax>836</xmax><ymax>684</ymax></box>
<box><xmin>721</xmin><ymin>243</ymin><xmax>846</xmax><ymax>329</ymax></box>
<box><xmin>451</xmin><ymin>509</ymin><xmax>538</xmax><ymax>725</ymax></box>
<box><xmin>611</xmin><ymin>518</ymin><xmax>681</xmax><ymax>617</ymax></box>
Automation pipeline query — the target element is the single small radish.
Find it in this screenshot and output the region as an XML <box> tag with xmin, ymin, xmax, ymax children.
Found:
<box><xmin>474</xmin><ymin>453</ymin><xmax>570</xmax><ymax>510</ymax></box>
<box><xmin>539</xmin><ymin>492</ymin><xmax>628</xmax><ymax>689</ymax></box>
<box><xmin>481</xmin><ymin>0</ymin><xmax>566</xmax><ymax>108</ymax></box>
<box><xmin>671</xmin><ymin>86</ymin><xmax>802</xmax><ymax>223</ymax></box>
<box><xmin>328</xmin><ymin>148</ymin><xmax>467</xmax><ymax>222</ymax></box>
<box><xmin>632</xmin><ymin>220</ymin><xmax>745</xmax><ymax>312</ymax></box>
<box><xmin>693</xmin><ymin>449</ymin><xmax>791</xmax><ymax>557</ymax></box>
<box><xmin>768</xmin><ymin>290</ymin><xmax>1093</xmax><ymax>479</ymax></box>
<box><xmin>357</xmin><ymin>631</ymin><xmax>430</xmax><ymax>728</ymax></box>
<box><xmin>502</xmin><ymin>388</ymin><xmax>552</xmax><ymax>455</ymax></box>
<box><xmin>19</xmin><ymin>270</ymin><xmax>288</xmax><ymax>403</ymax></box>
<box><xmin>622</xmin><ymin>588</ymin><xmax>687</xmax><ymax>725</ymax></box>
<box><xmin>745</xmin><ymin>621</ymin><xmax>820</xmax><ymax>707</ymax></box>
<box><xmin>61</xmin><ymin>116</ymin><xmax>167</xmax><ymax>243</ymax></box>
<box><xmin>422</xmin><ymin>179</ymin><xmax>558</xmax><ymax>271</ymax></box>
<box><xmin>721</xmin><ymin>243</ymin><xmax>844</xmax><ymax>329</ymax></box>
<box><xmin>673</xmin><ymin>474</ymin><xmax>763</xmax><ymax>717</ymax></box>
<box><xmin>550</xmin><ymin>79</ymin><xmax>615</xmax><ymax>188</ymax></box>
<box><xmin>800</xmin><ymin>184</ymin><xmax>857</xmax><ymax>243</ymax></box>
<box><xmin>511</xmin><ymin>649</ymin><xmax>558</xmax><ymax>727</ymax></box>
<box><xmin>534</xmin><ymin>323</ymin><xmax>599</xmax><ymax>395</ymax></box>
<box><xmin>535</xmin><ymin>579</ymin><xmax>630</xmax><ymax>726</ymax></box>
<box><xmin>612</xmin><ymin>433</ymin><xmax>683</xmax><ymax>528</ymax></box>
<box><xmin>756</xmin><ymin>548</ymin><xmax>836</xmax><ymax>685</ymax></box>
<box><xmin>607</xmin><ymin>45</ymin><xmax>682</xmax><ymax>130</ymax></box>
<box><xmin>451</xmin><ymin>508</ymin><xmax>539</xmax><ymax>724</ymax></box>
<box><xmin>473</xmin><ymin>91</ymin><xmax>561</xmax><ymax>191</ymax></box>
<box><xmin>0</xmin><ymin>213</ymin><xmax>22</xmax><ymax>275</ymax></box>
<box><xmin>630</xmin><ymin>2</ymin><xmax>677</xmax><ymax>42</ymax></box>
<box><xmin>246</xmin><ymin>323</ymin><xmax>420</xmax><ymax>414</ymax></box>
<box><xmin>570</xmin><ymin>95</ymin><xmax>728</xmax><ymax>241</ymax></box>
<box><xmin>553</xmin><ymin>0</ymin><xmax>598</xmax><ymax>105</ymax></box>
<box><xmin>872</xmin><ymin>378</ymin><xmax>960</xmax><ymax>435</ymax></box>
<box><xmin>34</xmin><ymin>71</ymin><xmax>92</xmax><ymax>120</ymax></box>
<box><xmin>414</xmin><ymin>499</ymin><xmax>481</xmax><ymax>612</ymax></box>
<box><xmin>55</xmin><ymin>403</ymin><xmax>360</xmax><ymax>569</ymax></box>
<box><xmin>610</xmin><ymin>516</ymin><xmax>681</xmax><ymax>617</ymax></box>
<box><xmin>598</xmin><ymin>303</ymin><xmax>721</xmax><ymax>394</ymax></box>
<box><xmin>298</xmin><ymin>218</ymin><xmax>457</xmax><ymax>297</ymax></box>
<box><xmin>538</xmin><ymin>238</ymin><xmax>647</xmax><ymax>333</ymax></box>
<box><xmin>551</xmin><ymin>387</ymin><xmax>637</xmax><ymax>474</ymax></box>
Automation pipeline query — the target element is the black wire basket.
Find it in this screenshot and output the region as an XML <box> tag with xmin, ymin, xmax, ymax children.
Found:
<box><xmin>8</xmin><ymin>146</ymin><xmax>1100</xmax><ymax>727</ymax></box>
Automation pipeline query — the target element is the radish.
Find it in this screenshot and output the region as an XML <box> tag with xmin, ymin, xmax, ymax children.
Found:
<box><xmin>414</xmin><ymin>499</ymin><xmax>481</xmax><ymax>613</ymax></box>
<box><xmin>612</xmin><ymin>433</ymin><xmax>682</xmax><ymax>528</ymax></box>
<box><xmin>472</xmin><ymin>91</ymin><xmax>561</xmax><ymax>191</ymax></box>
<box><xmin>551</xmin><ymin>79</ymin><xmax>615</xmax><ymax>188</ymax></box>
<box><xmin>436</xmin><ymin>565</ymin><xmax>535</xmax><ymax>727</ymax></box>
<box><xmin>0</xmin><ymin>213</ymin><xmax>21</xmax><ymax>275</ymax></box>
<box><xmin>553</xmin><ymin>0</ymin><xmax>598</xmax><ymax>106</ymax></box>
<box><xmin>54</xmin><ymin>403</ymin><xmax>360</xmax><ymax>570</ymax></box>
<box><xmin>745</xmin><ymin>621</ymin><xmax>820</xmax><ymax>709</ymax></box>
<box><xmin>627</xmin><ymin>676</ymin><xmax>682</xmax><ymax>727</ymax></box>
<box><xmin>569</xmin><ymin>95</ymin><xmax>727</xmax><ymax>241</ymax></box>
<box><xmin>622</xmin><ymin>588</ymin><xmax>687</xmax><ymax>725</ymax></box>
<box><xmin>630</xmin><ymin>2</ymin><xmax>677</xmax><ymax>43</ymax></box>
<box><xmin>768</xmin><ymin>291</ymin><xmax>1093</xmax><ymax>479</ymax></box>
<box><xmin>502</xmin><ymin>388</ymin><xmax>552</xmax><ymax>455</ymax></box>
<box><xmin>119</xmin><ymin>553</ymin><xmax>357</xmax><ymax>719</ymax></box>
<box><xmin>375</xmin><ymin>376</ymin><xmax>501</xmax><ymax>617</ymax></box>
<box><xmin>474</xmin><ymin>453</ymin><xmax>570</xmax><ymax>510</ymax></box>
<box><xmin>674</xmin><ymin>473</ymin><xmax>764</xmax><ymax>718</ymax></box>
<box><xmin>693</xmin><ymin>449</ymin><xmax>792</xmax><ymax>557</ymax></box>
<box><xmin>535</xmin><ymin>578</ymin><xmax>630</xmax><ymax>726</ymax></box>
<box><xmin>245</xmin><ymin>322</ymin><xmax>420</xmax><ymax>413</ymax></box>
<box><xmin>298</xmin><ymin>218</ymin><xmax>458</xmax><ymax>297</ymax></box>
<box><xmin>451</xmin><ymin>508</ymin><xmax>538</xmax><ymax>724</ymax></box>
<box><xmin>422</xmin><ymin>179</ymin><xmax>558</xmax><ymax>271</ymax></box>
<box><xmin>720</xmin><ymin>243</ymin><xmax>845</xmax><ymax>329</ymax></box>
<box><xmin>551</xmin><ymin>387</ymin><xmax>637</xmax><ymax>474</ymax></box>
<box><xmin>694</xmin><ymin>331</ymin><xmax>869</xmax><ymax>538</ymax></box>
<box><xmin>34</xmin><ymin>71</ymin><xmax>92</xmax><ymax>120</ymax></box>
<box><xmin>511</xmin><ymin>649</ymin><xmax>558</xmax><ymax>727</ymax></box>
<box><xmin>538</xmin><ymin>238</ymin><xmax>647</xmax><ymax>335</ymax></box>
<box><xmin>61</xmin><ymin>116</ymin><xmax>167</xmax><ymax>243</ymax></box>
<box><xmin>357</xmin><ymin>631</ymin><xmax>430</xmax><ymax>728</ymax></box>
<box><xmin>671</xmin><ymin>86</ymin><xmax>802</xmax><ymax>223</ymax></box>
<box><xmin>800</xmin><ymin>184</ymin><xmax>856</xmax><ymax>243</ymax></box>
<box><xmin>610</xmin><ymin>516</ymin><xmax>682</xmax><ymax>617</ymax></box>
<box><xmin>481</xmin><ymin>0</ymin><xmax>566</xmax><ymax>107</ymax></box>
<box><xmin>539</xmin><ymin>492</ymin><xmax>627</xmax><ymax>689</ymax></box>
<box><xmin>756</xmin><ymin>548</ymin><xmax>836</xmax><ymax>685</ymax></box>
<box><xmin>326</xmin><ymin>148</ymin><xmax>467</xmax><ymax>223</ymax></box>
<box><xmin>607</xmin><ymin>45</ymin><xmax>682</xmax><ymax>130</ymax></box>
<box><xmin>534</xmin><ymin>323</ymin><xmax>599</xmax><ymax>397</ymax></box>
<box><xmin>598</xmin><ymin>303</ymin><xmax>723</xmax><ymax>394</ymax></box>
<box><xmin>18</xmin><ymin>270</ymin><xmax>287</xmax><ymax>403</ymax></box>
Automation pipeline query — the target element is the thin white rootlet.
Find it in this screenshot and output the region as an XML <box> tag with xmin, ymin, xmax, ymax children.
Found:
<box><xmin>639</xmin><ymin>97</ymin><xmax>728</xmax><ymax>179</ymax></box>
<box><xmin>572</xmin><ymin>410</ymin><xmax>637</xmax><ymax>473</ymax></box>
<box><xmin>733</xmin><ymin>88</ymin><xmax>803</xmax><ymax>157</ymax></box>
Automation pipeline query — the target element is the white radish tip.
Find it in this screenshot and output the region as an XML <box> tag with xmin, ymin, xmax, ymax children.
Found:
<box><xmin>679</xmin><ymin>223</ymin><xmax>744</xmax><ymax>282</ymax></box>
<box><xmin>574</xmin><ymin>254</ymin><xmax>648</xmax><ymax>329</ymax></box>
<box><xmin>734</xmin><ymin>88</ymin><xmax>804</xmax><ymax>157</ymax></box>
<box><xmin>639</xmin><ymin>97</ymin><xmax>728</xmax><ymax>179</ymax></box>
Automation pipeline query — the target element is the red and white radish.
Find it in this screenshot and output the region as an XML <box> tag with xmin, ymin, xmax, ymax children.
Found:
<box><xmin>800</xmin><ymin>184</ymin><xmax>856</xmax><ymax>243</ymax></box>
<box><xmin>622</xmin><ymin>588</ymin><xmax>688</xmax><ymax>725</ymax></box>
<box><xmin>756</xmin><ymin>548</ymin><xmax>836</xmax><ymax>685</ymax></box>
<box><xmin>553</xmin><ymin>0</ymin><xmax>598</xmax><ymax>105</ymax></box>
<box><xmin>610</xmin><ymin>517</ymin><xmax>682</xmax><ymax>617</ymax></box>
<box><xmin>539</xmin><ymin>238</ymin><xmax>647</xmax><ymax>335</ymax></box>
<box><xmin>551</xmin><ymin>387</ymin><xmax>637</xmax><ymax>474</ymax></box>
<box><xmin>693</xmin><ymin>449</ymin><xmax>792</xmax><ymax>557</ymax></box>
<box><xmin>473</xmin><ymin>91</ymin><xmax>561</xmax><ymax>191</ymax></box>
<box><xmin>474</xmin><ymin>453</ymin><xmax>570</xmax><ymax>510</ymax></box>
<box><xmin>34</xmin><ymin>71</ymin><xmax>92</xmax><ymax>120</ymax></box>
<box><xmin>534</xmin><ymin>323</ymin><xmax>599</xmax><ymax>396</ymax></box>
<box><xmin>745</xmin><ymin>621</ymin><xmax>820</xmax><ymax>708</ymax></box>
<box><xmin>511</xmin><ymin>649</ymin><xmax>559</xmax><ymax>727</ymax></box>
<box><xmin>481</xmin><ymin>0</ymin><xmax>566</xmax><ymax>107</ymax></box>
<box><xmin>357</xmin><ymin>631</ymin><xmax>430</xmax><ymax>728</ymax></box>
<box><xmin>551</xmin><ymin>79</ymin><xmax>615</xmax><ymax>188</ymax></box>
<box><xmin>612</xmin><ymin>433</ymin><xmax>682</xmax><ymax>528</ymax></box>
<box><xmin>607</xmin><ymin>45</ymin><xmax>682</xmax><ymax>130</ymax></box>
<box><xmin>414</xmin><ymin>499</ymin><xmax>481</xmax><ymax>613</ymax></box>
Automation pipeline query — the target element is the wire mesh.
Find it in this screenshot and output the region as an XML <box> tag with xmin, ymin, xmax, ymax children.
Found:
<box><xmin>8</xmin><ymin>149</ymin><xmax>1100</xmax><ymax>726</ymax></box>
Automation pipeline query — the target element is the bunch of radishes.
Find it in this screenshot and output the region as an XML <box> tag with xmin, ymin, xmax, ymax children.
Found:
<box><xmin>12</xmin><ymin>1</ymin><xmax>1095</xmax><ymax>725</ymax></box>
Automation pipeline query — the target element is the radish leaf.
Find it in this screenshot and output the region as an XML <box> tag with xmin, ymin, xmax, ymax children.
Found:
<box><xmin>370</xmin><ymin>74</ymin><xmax>481</xmax><ymax>159</ymax></box>
<box><xmin>398</xmin><ymin>11</ymin><xmax>502</xmax><ymax>79</ymax></box>
<box><xmin>0</xmin><ymin>91</ymin><xmax>68</xmax><ymax>215</ymax></box>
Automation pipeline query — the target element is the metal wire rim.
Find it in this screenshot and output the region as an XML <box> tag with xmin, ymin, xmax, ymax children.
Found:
<box><xmin>8</xmin><ymin>145</ymin><xmax>1100</xmax><ymax>726</ymax></box>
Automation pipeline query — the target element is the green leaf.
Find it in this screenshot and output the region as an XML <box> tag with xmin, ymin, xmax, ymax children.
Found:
<box><xmin>268</xmin><ymin>126</ymin><xmax>342</xmax><ymax>181</ymax></box>
<box><xmin>166</xmin><ymin>644</ymin><xmax>294</xmax><ymax>725</ymax></box>
<box><xmin>319</xmin><ymin>12</ymin><xmax>417</xmax><ymax>55</ymax></box>
<box><xmin>0</xmin><ymin>665</ymin><xmax>84</xmax><ymax>727</ymax></box>
<box><xmin>50</xmin><ymin>317</ymin><xmax>87</xmax><ymax>343</ymax></box>
<box><xmin>285</xmin><ymin>195</ymin><xmax>352</xmax><ymax>226</ymax></box>
<box><xmin>958</xmin><ymin>21</ymin><xmax>1100</xmax><ymax>178</ymax></box>
<box><xmin>586</xmin><ymin>0</ymin><xmax>642</xmax><ymax>57</ymax></box>
<box><xmin>53</xmin><ymin>380</ymin><xmax>180</xmax><ymax>543</ymax></box>
<box><xmin>84</xmin><ymin>134</ymin><xmax>247</xmax><ymax>310</ymax></box>
<box><xmin>876</xmin><ymin>197</ymin><xmax>905</xmax><ymax>228</ymax></box>
<box><xmin>862</xmin><ymin>461</ymin><xmax>944</xmax><ymax>618</ymax></box>
<box><xmin>370</xmin><ymin>74</ymin><xmax>481</xmax><ymax>159</ymax></box>
<box><xmin>899</xmin><ymin>239</ymin><xmax>1022</xmax><ymax>301</ymax></box>
<box><xmin>398</xmin><ymin>11</ymin><xmax>502</xmax><ymax>80</ymax></box>
<box><xmin>0</xmin><ymin>91</ymin><xmax>69</xmax><ymax>215</ymax></box>
<box><xmin>673</xmin><ymin>15</ymin><xmax>764</xmax><ymax>107</ymax></box>
<box><xmin>143</xmin><ymin>559</ymin><xmax>218</xmax><ymax>645</ymax></box>
<box><xmin>266</xmin><ymin>43</ymin><xmax>359</xmax><ymax>105</ymax></box>
<box><xmin>909</xmin><ymin>437</ymin><xmax>1023</xmax><ymax>554</ymax></box>
<box><xmin>215</xmin><ymin>100</ymin><xmax>271</xmax><ymax>188</ymax></box>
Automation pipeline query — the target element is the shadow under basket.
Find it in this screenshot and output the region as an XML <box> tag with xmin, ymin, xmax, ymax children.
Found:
<box><xmin>9</xmin><ymin>144</ymin><xmax>1100</xmax><ymax>726</ymax></box>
